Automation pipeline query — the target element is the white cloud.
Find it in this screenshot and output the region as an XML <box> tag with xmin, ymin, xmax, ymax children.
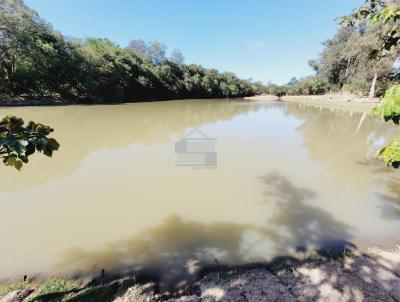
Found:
<box><xmin>247</xmin><ymin>40</ymin><xmax>266</xmax><ymax>49</ymax></box>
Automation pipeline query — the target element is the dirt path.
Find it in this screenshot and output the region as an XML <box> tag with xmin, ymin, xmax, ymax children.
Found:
<box><xmin>156</xmin><ymin>247</ymin><xmax>400</xmax><ymax>302</ymax></box>
<box><xmin>185</xmin><ymin>247</ymin><xmax>400</xmax><ymax>302</ymax></box>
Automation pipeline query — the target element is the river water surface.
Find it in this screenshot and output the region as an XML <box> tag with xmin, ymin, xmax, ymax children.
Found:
<box><xmin>1</xmin><ymin>99</ymin><xmax>400</xmax><ymax>281</ymax></box>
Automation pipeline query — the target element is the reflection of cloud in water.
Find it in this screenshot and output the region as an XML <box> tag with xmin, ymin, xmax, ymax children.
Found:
<box><xmin>58</xmin><ymin>172</ymin><xmax>354</xmax><ymax>288</ymax></box>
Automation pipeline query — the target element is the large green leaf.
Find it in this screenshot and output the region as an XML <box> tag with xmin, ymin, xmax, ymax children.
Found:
<box><xmin>0</xmin><ymin>115</ymin><xmax>60</xmax><ymax>170</ymax></box>
<box><xmin>3</xmin><ymin>155</ymin><xmax>23</xmax><ymax>171</ymax></box>
<box><xmin>377</xmin><ymin>139</ymin><xmax>400</xmax><ymax>168</ymax></box>
<box><xmin>373</xmin><ymin>85</ymin><xmax>400</xmax><ymax>125</ymax></box>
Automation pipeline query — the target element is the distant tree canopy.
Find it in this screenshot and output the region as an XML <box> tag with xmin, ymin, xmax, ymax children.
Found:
<box><xmin>0</xmin><ymin>0</ymin><xmax>264</xmax><ymax>102</ymax></box>
<box><xmin>266</xmin><ymin>0</ymin><xmax>399</xmax><ymax>98</ymax></box>
<box><xmin>0</xmin><ymin>115</ymin><xmax>59</xmax><ymax>170</ymax></box>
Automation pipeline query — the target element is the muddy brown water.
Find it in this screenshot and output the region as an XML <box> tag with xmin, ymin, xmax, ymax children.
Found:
<box><xmin>0</xmin><ymin>99</ymin><xmax>399</xmax><ymax>282</ymax></box>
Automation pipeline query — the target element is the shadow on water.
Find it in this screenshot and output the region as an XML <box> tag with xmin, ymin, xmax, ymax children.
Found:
<box><xmin>376</xmin><ymin>178</ymin><xmax>400</xmax><ymax>220</ymax></box>
<box><xmin>57</xmin><ymin>215</ymin><xmax>253</xmax><ymax>290</ymax></box>
<box><xmin>56</xmin><ymin>172</ymin><xmax>355</xmax><ymax>292</ymax></box>
<box><xmin>259</xmin><ymin>172</ymin><xmax>355</xmax><ymax>255</ymax></box>
<box><xmin>359</xmin><ymin>160</ymin><xmax>400</xmax><ymax>220</ymax></box>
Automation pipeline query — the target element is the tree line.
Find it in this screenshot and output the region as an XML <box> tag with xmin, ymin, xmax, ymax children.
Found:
<box><xmin>0</xmin><ymin>0</ymin><xmax>265</xmax><ymax>103</ymax></box>
<box><xmin>266</xmin><ymin>1</ymin><xmax>400</xmax><ymax>98</ymax></box>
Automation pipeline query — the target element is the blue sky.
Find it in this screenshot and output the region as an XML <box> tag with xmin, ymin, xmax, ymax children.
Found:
<box><xmin>24</xmin><ymin>0</ymin><xmax>363</xmax><ymax>84</ymax></box>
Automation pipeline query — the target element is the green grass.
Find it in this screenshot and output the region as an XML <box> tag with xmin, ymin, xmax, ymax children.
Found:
<box><xmin>0</xmin><ymin>277</ymin><xmax>141</xmax><ymax>302</ymax></box>
<box><xmin>27</xmin><ymin>278</ymin><xmax>80</xmax><ymax>302</ymax></box>
<box><xmin>325</xmin><ymin>248</ymin><xmax>356</xmax><ymax>262</ymax></box>
<box><xmin>0</xmin><ymin>280</ymin><xmax>29</xmax><ymax>297</ymax></box>
<box><xmin>63</xmin><ymin>284</ymin><xmax>119</xmax><ymax>302</ymax></box>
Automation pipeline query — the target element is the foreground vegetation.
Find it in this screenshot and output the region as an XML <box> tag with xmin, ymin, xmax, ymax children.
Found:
<box><xmin>0</xmin><ymin>0</ymin><xmax>264</xmax><ymax>103</ymax></box>
<box><xmin>0</xmin><ymin>115</ymin><xmax>59</xmax><ymax>170</ymax></box>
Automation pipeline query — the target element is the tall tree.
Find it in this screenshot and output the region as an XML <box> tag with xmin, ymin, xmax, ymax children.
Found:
<box><xmin>342</xmin><ymin>0</ymin><xmax>400</xmax><ymax>167</ymax></box>
<box><xmin>147</xmin><ymin>41</ymin><xmax>167</xmax><ymax>65</ymax></box>
<box><xmin>170</xmin><ymin>49</ymin><xmax>185</xmax><ymax>65</ymax></box>
<box><xmin>127</xmin><ymin>39</ymin><xmax>147</xmax><ymax>57</ymax></box>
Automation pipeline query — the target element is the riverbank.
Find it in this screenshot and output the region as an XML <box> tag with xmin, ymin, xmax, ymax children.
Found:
<box><xmin>0</xmin><ymin>98</ymin><xmax>148</xmax><ymax>107</ymax></box>
<box><xmin>0</xmin><ymin>93</ymin><xmax>380</xmax><ymax>108</ymax></box>
<box><xmin>0</xmin><ymin>96</ymin><xmax>250</xmax><ymax>107</ymax></box>
<box><xmin>245</xmin><ymin>93</ymin><xmax>380</xmax><ymax>114</ymax></box>
<box><xmin>245</xmin><ymin>93</ymin><xmax>380</xmax><ymax>103</ymax></box>
<box><xmin>1</xmin><ymin>245</ymin><xmax>399</xmax><ymax>302</ymax></box>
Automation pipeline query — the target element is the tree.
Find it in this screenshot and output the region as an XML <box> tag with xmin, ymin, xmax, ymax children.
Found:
<box><xmin>0</xmin><ymin>115</ymin><xmax>59</xmax><ymax>170</ymax></box>
<box><xmin>340</xmin><ymin>0</ymin><xmax>400</xmax><ymax>53</ymax></box>
<box><xmin>147</xmin><ymin>41</ymin><xmax>167</xmax><ymax>65</ymax></box>
<box><xmin>310</xmin><ymin>25</ymin><xmax>397</xmax><ymax>96</ymax></box>
<box><xmin>169</xmin><ymin>49</ymin><xmax>185</xmax><ymax>65</ymax></box>
<box><xmin>127</xmin><ymin>39</ymin><xmax>147</xmax><ymax>57</ymax></box>
<box><xmin>0</xmin><ymin>0</ymin><xmax>85</xmax><ymax>98</ymax></box>
<box><xmin>0</xmin><ymin>0</ymin><xmax>264</xmax><ymax>101</ymax></box>
<box><xmin>341</xmin><ymin>0</ymin><xmax>400</xmax><ymax>167</ymax></box>
<box><xmin>288</xmin><ymin>77</ymin><xmax>298</xmax><ymax>85</ymax></box>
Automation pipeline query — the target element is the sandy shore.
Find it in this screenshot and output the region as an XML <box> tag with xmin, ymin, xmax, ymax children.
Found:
<box><xmin>245</xmin><ymin>94</ymin><xmax>381</xmax><ymax>114</ymax></box>
<box><xmin>245</xmin><ymin>94</ymin><xmax>380</xmax><ymax>103</ymax></box>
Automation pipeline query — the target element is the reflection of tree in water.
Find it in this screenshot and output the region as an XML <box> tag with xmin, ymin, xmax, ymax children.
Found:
<box><xmin>1</xmin><ymin>100</ymin><xmax>263</xmax><ymax>191</ymax></box>
<box><xmin>376</xmin><ymin>178</ymin><xmax>400</xmax><ymax>220</ymax></box>
<box><xmin>284</xmin><ymin>103</ymin><xmax>399</xmax><ymax>191</ymax></box>
<box><xmin>58</xmin><ymin>172</ymin><xmax>354</xmax><ymax>288</ymax></box>
<box><xmin>286</xmin><ymin>103</ymin><xmax>400</xmax><ymax>222</ymax></box>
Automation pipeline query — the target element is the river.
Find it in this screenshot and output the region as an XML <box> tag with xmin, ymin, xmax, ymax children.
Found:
<box><xmin>0</xmin><ymin>99</ymin><xmax>399</xmax><ymax>281</ymax></box>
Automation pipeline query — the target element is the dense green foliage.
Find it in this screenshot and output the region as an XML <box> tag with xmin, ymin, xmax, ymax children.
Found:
<box><xmin>377</xmin><ymin>139</ymin><xmax>400</xmax><ymax>168</ymax></box>
<box><xmin>310</xmin><ymin>26</ymin><xmax>398</xmax><ymax>96</ymax></box>
<box><xmin>372</xmin><ymin>85</ymin><xmax>400</xmax><ymax>167</ymax></box>
<box><xmin>265</xmin><ymin>77</ymin><xmax>330</xmax><ymax>96</ymax></box>
<box><xmin>0</xmin><ymin>115</ymin><xmax>59</xmax><ymax>170</ymax></box>
<box><xmin>0</xmin><ymin>0</ymin><xmax>264</xmax><ymax>102</ymax></box>
<box><xmin>340</xmin><ymin>0</ymin><xmax>400</xmax><ymax>54</ymax></box>
<box><xmin>373</xmin><ymin>84</ymin><xmax>400</xmax><ymax>123</ymax></box>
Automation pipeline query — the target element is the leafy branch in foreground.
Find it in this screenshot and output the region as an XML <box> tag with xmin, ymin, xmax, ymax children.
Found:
<box><xmin>376</xmin><ymin>139</ymin><xmax>400</xmax><ymax>168</ymax></box>
<box><xmin>339</xmin><ymin>1</ymin><xmax>400</xmax><ymax>55</ymax></box>
<box><xmin>0</xmin><ymin>116</ymin><xmax>60</xmax><ymax>170</ymax></box>
<box><xmin>373</xmin><ymin>85</ymin><xmax>400</xmax><ymax>167</ymax></box>
<box><xmin>372</xmin><ymin>84</ymin><xmax>400</xmax><ymax>124</ymax></box>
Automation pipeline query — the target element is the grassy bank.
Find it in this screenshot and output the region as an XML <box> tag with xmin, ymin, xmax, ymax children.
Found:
<box><xmin>1</xmin><ymin>245</ymin><xmax>399</xmax><ymax>302</ymax></box>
